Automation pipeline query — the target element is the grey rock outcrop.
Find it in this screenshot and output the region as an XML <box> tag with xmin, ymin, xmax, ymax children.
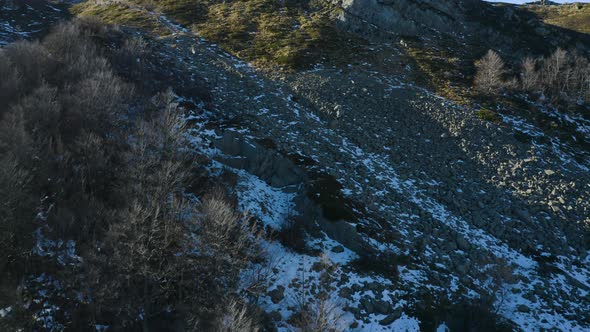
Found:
<box><xmin>328</xmin><ymin>0</ymin><xmax>478</xmax><ymax>36</ymax></box>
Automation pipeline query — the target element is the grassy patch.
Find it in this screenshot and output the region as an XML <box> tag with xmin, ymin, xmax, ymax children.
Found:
<box><xmin>476</xmin><ymin>108</ymin><xmax>502</xmax><ymax>122</ymax></box>
<box><xmin>134</xmin><ymin>0</ymin><xmax>209</xmax><ymax>24</ymax></box>
<box><xmin>74</xmin><ymin>0</ymin><xmax>366</xmax><ymax>70</ymax></box>
<box><xmin>526</xmin><ymin>4</ymin><xmax>590</xmax><ymax>34</ymax></box>
<box><xmin>71</xmin><ymin>2</ymin><xmax>166</xmax><ymax>35</ymax></box>
<box><xmin>402</xmin><ymin>37</ymin><xmax>476</xmax><ymax>104</ymax></box>
<box><xmin>191</xmin><ymin>0</ymin><xmax>365</xmax><ymax>70</ymax></box>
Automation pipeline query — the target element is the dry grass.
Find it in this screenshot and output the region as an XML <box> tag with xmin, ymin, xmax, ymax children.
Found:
<box><xmin>71</xmin><ymin>1</ymin><xmax>167</xmax><ymax>35</ymax></box>
<box><xmin>194</xmin><ymin>0</ymin><xmax>361</xmax><ymax>70</ymax></box>
<box><xmin>526</xmin><ymin>4</ymin><xmax>590</xmax><ymax>34</ymax></box>
<box><xmin>72</xmin><ymin>0</ymin><xmax>367</xmax><ymax>71</ymax></box>
<box><xmin>402</xmin><ymin>38</ymin><xmax>475</xmax><ymax>105</ymax></box>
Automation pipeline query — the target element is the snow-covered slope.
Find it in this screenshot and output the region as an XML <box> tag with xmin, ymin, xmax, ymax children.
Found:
<box><xmin>161</xmin><ymin>14</ymin><xmax>589</xmax><ymax>328</ymax></box>
<box><xmin>2</xmin><ymin>1</ymin><xmax>589</xmax><ymax>330</ymax></box>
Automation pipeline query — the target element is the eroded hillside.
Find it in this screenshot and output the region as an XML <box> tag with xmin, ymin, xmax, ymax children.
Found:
<box><xmin>1</xmin><ymin>0</ymin><xmax>589</xmax><ymax>331</ymax></box>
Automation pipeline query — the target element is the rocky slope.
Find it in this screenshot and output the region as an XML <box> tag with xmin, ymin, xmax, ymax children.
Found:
<box><xmin>328</xmin><ymin>0</ymin><xmax>475</xmax><ymax>37</ymax></box>
<box><xmin>0</xmin><ymin>0</ymin><xmax>69</xmax><ymax>45</ymax></box>
<box><xmin>1</xmin><ymin>0</ymin><xmax>589</xmax><ymax>331</ymax></box>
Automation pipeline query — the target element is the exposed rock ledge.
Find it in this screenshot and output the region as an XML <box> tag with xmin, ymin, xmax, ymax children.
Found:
<box><xmin>328</xmin><ymin>0</ymin><xmax>477</xmax><ymax>36</ymax></box>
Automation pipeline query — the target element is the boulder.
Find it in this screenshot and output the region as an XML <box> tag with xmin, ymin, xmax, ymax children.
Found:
<box><xmin>360</xmin><ymin>297</ymin><xmax>374</xmax><ymax>313</ymax></box>
<box><xmin>379</xmin><ymin>309</ymin><xmax>402</xmax><ymax>325</ymax></box>
<box><xmin>373</xmin><ymin>300</ymin><xmax>392</xmax><ymax>315</ymax></box>
<box><xmin>517</xmin><ymin>304</ymin><xmax>531</xmax><ymax>313</ymax></box>
<box><xmin>268</xmin><ymin>286</ymin><xmax>285</xmax><ymax>304</ymax></box>
<box><xmin>456</xmin><ymin>235</ymin><xmax>471</xmax><ymax>251</ymax></box>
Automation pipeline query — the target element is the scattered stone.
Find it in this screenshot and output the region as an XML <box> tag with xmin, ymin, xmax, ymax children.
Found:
<box><xmin>118</xmin><ymin>14</ymin><xmax>590</xmax><ymax>329</ymax></box>
<box><xmin>269</xmin><ymin>311</ymin><xmax>282</xmax><ymax>321</ymax></box>
<box><xmin>360</xmin><ymin>298</ymin><xmax>374</xmax><ymax>313</ymax></box>
<box><xmin>268</xmin><ymin>286</ymin><xmax>285</xmax><ymax>304</ymax></box>
<box><xmin>331</xmin><ymin>245</ymin><xmax>345</xmax><ymax>253</ymax></box>
<box><xmin>379</xmin><ymin>310</ymin><xmax>402</xmax><ymax>326</ymax></box>
<box><xmin>456</xmin><ymin>235</ymin><xmax>471</xmax><ymax>251</ymax></box>
<box><xmin>373</xmin><ymin>300</ymin><xmax>391</xmax><ymax>315</ymax></box>
<box><xmin>514</xmin><ymin>208</ymin><xmax>532</xmax><ymax>222</ymax></box>
<box><xmin>339</xmin><ymin>287</ymin><xmax>353</xmax><ymax>299</ymax></box>
<box><xmin>517</xmin><ymin>304</ymin><xmax>531</xmax><ymax>313</ymax></box>
<box><xmin>523</xmin><ymin>292</ymin><xmax>537</xmax><ymax>303</ymax></box>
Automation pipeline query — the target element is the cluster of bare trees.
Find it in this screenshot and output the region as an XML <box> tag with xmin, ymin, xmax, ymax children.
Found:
<box><xmin>474</xmin><ymin>48</ymin><xmax>590</xmax><ymax>105</ymax></box>
<box><xmin>0</xmin><ymin>20</ymin><xmax>265</xmax><ymax>330</ymax></box>
<box><xmin>0</xmin><ymin>16</ymin><xmax>350</xmax><ymax>332</ymax></box>
<box><xmin>91</xmin><ymin>99</ymin><xmax>264</xmax><ymax>329</ymax></box>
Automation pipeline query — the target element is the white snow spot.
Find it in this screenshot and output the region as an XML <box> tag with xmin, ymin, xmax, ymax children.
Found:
<box><xmin>436</xmin><ymin>322</ymin><xmax>450</xmax><ymax>332</ymax></box>
<box><xmin>0</xmin><ymin>307</ymin><xmax>12</xmax><ymax>318</ymax></box>
<box><xmin>233</xmin><ymin>168</ymin><xmax>296</xmax><ymax>230</ymax></box>
<box><xmin>389</xmin><ymin>314</ymin><xmax>421</xmax><ymax>331</ymax></box>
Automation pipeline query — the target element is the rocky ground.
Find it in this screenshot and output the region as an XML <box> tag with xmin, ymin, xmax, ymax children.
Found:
<box><xmin>2</xmin><ymin>1</ymin><xmax>589</xmax><ymax>331</ymax></box>
<box><xmin>0</xmin><ymin>0</ymin><xmax>69</xmax><ymax>45</ymax></box>
<box><xmin>143</xmin><ymin>11</ymin><xmax>590</xmax><ymax>331</ymax></box>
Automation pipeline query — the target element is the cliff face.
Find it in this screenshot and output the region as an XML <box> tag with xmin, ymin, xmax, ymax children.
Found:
<box><xmin>330</xmin><ymin>0</ymin><xmax>477</xmax><ymax>36</ymax></box>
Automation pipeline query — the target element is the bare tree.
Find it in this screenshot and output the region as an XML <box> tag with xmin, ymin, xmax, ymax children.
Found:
<box><xmin>521</xmin><ymin>57</ymin><xmax>539</xmax><ymax>92</ymax></box>
<box><xmin>291</xmin><ymin>254</ymin><xmax>346</xmax><ymax>332</ymax></box>
<box><xmin>10</xmin><ymin>84</ymin><xmax>62</xmax><ymax>153</ymax></box>
<box><xmin>475</xmin><ymin>50</ymin><xmax>507</xmax><ymax>94</ymax></box>
<box><xmin>0</xmin><ymin>155</ymin><xmax>32</xmax><ymax>269</ymax></box>
<box><xmin>495</xmin><ymin>48</ymin><xmax>590</xmax><ymax>106</ymax></box>
<box><xmin>87</xmin><ymin>95</ymin><xmax>195</xmax><ymax>326</ymax></box>
<box><xmin>0</xmin><ymin>50</ymin><xmax>20</xmax><ymax>110</ymax></box>
<box><xmin>213</xmin><ymin>299</ymin><xmax>261</xmax><ymax>332</ymax></box>
<box><xmin>295</xmin><ymin>297</ymin><xmax>345</xmax><ymax>332</ymax></box>
<box><xmin>572</xmin><ymin>54</ymin><xmax>590</xmax><ymax>102</ymax></box>
<box><xmin>543</xmin><ymin>48</ymin><xmax>568</xmax><ymax>94</ymax></box>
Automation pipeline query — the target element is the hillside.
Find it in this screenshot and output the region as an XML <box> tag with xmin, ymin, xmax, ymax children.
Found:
<box><xmin>1</xmin><ymin>0</ymin><xmax>589</xmax><ymax>331</ymax></box>
<box><xmin>526</xmin><ymin>3</ymin><xmax>590</xmax><ymax>34</ymax></box>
